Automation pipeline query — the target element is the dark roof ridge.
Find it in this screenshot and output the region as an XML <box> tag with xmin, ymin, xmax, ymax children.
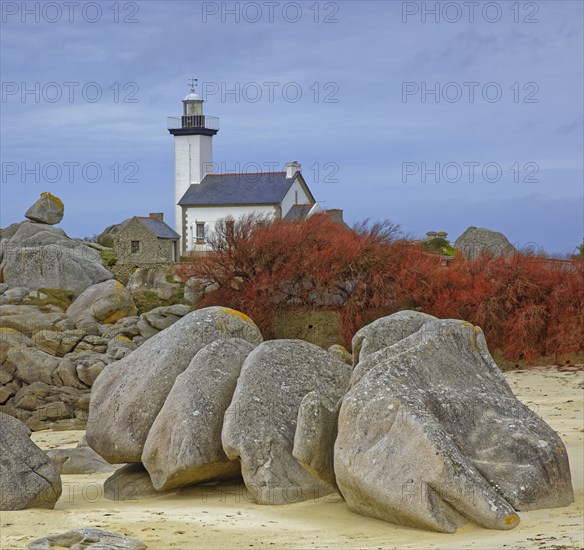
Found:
<box><xmin>208</xmin><ymin>171</ymin><xmax>287</xmax><ymax>176</ymax></box>
<box><xmin>135</xmin><ymin>216</ymin><xmax>180</xmax><ymax>239</ymax></box>
<box><xmin>178</xmin><ymin>171</ymin><xmax>302</xmax><ymax>207</ymax></box>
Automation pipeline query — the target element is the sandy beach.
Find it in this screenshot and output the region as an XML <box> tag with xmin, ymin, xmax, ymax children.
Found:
<box><xmin>1</xmin><ymin>367</ymin><xmax>582</xmax><ymax>550</ymax></box>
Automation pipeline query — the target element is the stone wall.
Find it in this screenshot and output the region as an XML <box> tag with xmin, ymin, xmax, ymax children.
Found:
<box><xmin>157</xmin><ymin>238</ymin><xmax>177</xmax><ymax>262</ymax></box>
<box><xmin>114</xmin><ymin>218</ymin><xmax>159</xmax><ymax>264</ymax></box>
<box><xmin>272</xmin><ymin>311</ymin><xmax>343</xmax><ymax>349</ymax></box>
<box><xmin>110</xmin><ymin>263</ymin><xmax>176</xmax><ymax>286</ymax></box>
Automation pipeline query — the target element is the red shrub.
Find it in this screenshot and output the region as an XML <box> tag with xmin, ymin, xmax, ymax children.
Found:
<box><xmin>176</xmin><ymin>215</ymin><xmax>584</xmax><ymax>361</ymax></box>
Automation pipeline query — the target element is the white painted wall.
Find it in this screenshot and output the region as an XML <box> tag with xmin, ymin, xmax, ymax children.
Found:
<box><xmin>184</xmin><ymin>204</ymin><xmax>277</xmax><ymax>251</ymax></box>
<box><xmin>173</xmin><ymin>134</ymin><xmax>213</xmax><ymax>238</ymax></box>
<box><xmin>280</xmin><ymin>178</ymin><xmax>312</xmax><ymax>217</ymax></box>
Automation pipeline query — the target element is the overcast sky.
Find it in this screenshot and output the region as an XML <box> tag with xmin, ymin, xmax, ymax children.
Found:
<box><xmin>1</xmin><ymin>0</ymin><xmax>582</xmax><ymax>254</ymax></box>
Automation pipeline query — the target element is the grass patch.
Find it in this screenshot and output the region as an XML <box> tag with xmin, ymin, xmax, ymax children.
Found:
<box><xmin>99</xmin><ymin>248</ymin><xmax>117</xmax><ymax>267</ymax></box>
<box><xmin>423</xmin><ymin>237</ymin><xmax>457</xmax><ymax>257</ymax></box>
<box><xmin>25</xmin><ymin>288</ymin><xmax>74</xmax><ymax>311</ymax></box>
<box><xmin>132</xmin><ymin>287</ymin><xmax>185</xmax><ymax>315</ymax></box>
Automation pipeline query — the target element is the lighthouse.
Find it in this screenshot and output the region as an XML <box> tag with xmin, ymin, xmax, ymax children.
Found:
<box><xmin>168</xmin><ymin>80</ymin><xmax>219</xmax><ymax>251</ymax></box>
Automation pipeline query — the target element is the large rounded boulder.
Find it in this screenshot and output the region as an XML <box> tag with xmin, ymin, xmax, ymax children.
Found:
<box><xmin>66</xmin><ymin>280</ymin><xmax>137</xmax><ymax>325</ymax></box>
<box><xmin>87</xmin><ymin>307</ymin><xmax>263</xmax><ymax>463</ymax></box>
<box><xmin>335</xmin><ymin>318</ymin><xmax>573</xmax><ymax>533</ymax></box>
<box><xmin>454</xmin><ymin>226</ymin><xmax>517</xmax><ymax>260</ymax></box>
<box><xmin>142</xmin><ymin>338</ymin><xmax>255</xmax><ymax>491</ymax></box>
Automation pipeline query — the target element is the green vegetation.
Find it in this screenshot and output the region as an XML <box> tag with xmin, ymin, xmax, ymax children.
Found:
<box><xmin>99</xmin><ymin>248</ymin><xmax>117</xmax><ymax>267</ymax></box>
<box><xmin>422</xmin><ymin>237</ymin><xmax>457</xmax><ymax>257</ymax></box>
<box><xmin>25</xmin><ymin>288</ymin><xmax>74</xmax><ymax>311</ymax></box>
<box><xmin>132</xmin><ymin>287</ymin><xmax>185</xmax><ymax>315</ymax></box>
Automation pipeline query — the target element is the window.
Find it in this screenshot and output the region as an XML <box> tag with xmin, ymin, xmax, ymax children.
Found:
<box><xmin>195</xmin><ymin>222</ymin><xmax>206</xmax><ymax>243</ymax></box>
<box><xmin>131</xmin><ymin>240</ymin><xmax>140</xmax><ymax>253</ymax></box>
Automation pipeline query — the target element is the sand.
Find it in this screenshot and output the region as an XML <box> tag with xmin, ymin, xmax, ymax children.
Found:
<box><xmin>1</xmin><ymin>367</ymin><xmax>583</xmax><ymax>550</ymax></box>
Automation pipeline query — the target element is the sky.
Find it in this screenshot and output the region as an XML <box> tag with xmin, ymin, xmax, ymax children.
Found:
<box><xmin>1</xmin><ymin>0</ymin><xmax>583</xmax><ymax>255</ymax></box>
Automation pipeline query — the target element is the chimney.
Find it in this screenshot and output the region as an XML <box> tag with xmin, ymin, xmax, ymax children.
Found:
<box><xmin>325</xmin><ymin>209</ymin><xmax>344</xmax><ymax>224</ymax></box>
<box><xmin>149</xmin><ymin>212</ymin><xmax>164</xmax><ymax>221</ymax></box>
<box><xmin>285</xmin><ymin>161</ymin><xmax>301</xmax><ymax>179</ymax></box>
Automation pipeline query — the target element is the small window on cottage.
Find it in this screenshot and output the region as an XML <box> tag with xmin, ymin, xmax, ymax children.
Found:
<box><xmin>195</xmin><ymin>222</ymin><xmax>206</xmax><ymax>243</ymax></box>
<box><xmin>131</xmin><ymin>240</ymin><xmax>140</xmax><ymax>253</ymax></box>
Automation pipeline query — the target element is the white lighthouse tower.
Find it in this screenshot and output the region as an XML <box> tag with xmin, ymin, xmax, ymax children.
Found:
<box><xmin>168</xmin><ymin>80</ymin><xmax>219</xmax><ymax>252</ymax></box>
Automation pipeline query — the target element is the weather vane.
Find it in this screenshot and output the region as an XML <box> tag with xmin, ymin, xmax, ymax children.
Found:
<box><xmin>188</xmin><ymin>78</ymin><xmax>198</xmax><ymax>93</ymax></box>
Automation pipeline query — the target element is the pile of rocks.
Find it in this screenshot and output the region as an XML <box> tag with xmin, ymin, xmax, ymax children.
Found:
<box><xmin>0</xmin><ymin>193</ymin><xmax>197</xmax><ymax>430</ymax></box>
<box><xmin>1</xmin><ymin>305</ymin><xmax>574</xmax><ymax>535</ymax></box>
<box><xmin>0</xmin><ymin>282</ymin><xmax>190</xmax><ymax>431</ymax></box>
<box><xmin>84</xmin><ymin>307</ymin><xmax>573</xmax><ymax>533</ymax></box>
<box><xmin>84</xmin><ymin>307</ymin><xmax>349</xmax><ymax>504</ymax></box>
<box><xmin>0</xmin><ymin>193</ymin><xmax>114</xmax><ymax>296</ymax></box>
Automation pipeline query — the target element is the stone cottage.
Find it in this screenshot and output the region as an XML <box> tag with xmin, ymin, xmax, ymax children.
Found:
<box><xmin>113</xmin><ymin>213</ymin><xmax>180</xmax><ymax>265</ymax></box>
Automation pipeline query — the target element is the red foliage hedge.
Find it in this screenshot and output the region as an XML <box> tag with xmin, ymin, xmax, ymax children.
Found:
<box><xmin>177</xmin><ymin>214</ymin><xmax>583</xmax><ymax>361</ymax></box>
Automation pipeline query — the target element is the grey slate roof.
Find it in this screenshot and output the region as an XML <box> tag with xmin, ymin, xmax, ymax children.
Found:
<box><xmin>178</xmin><ymin>172</ymin><xmax>297</xmax><ymax>206</ymax></box>
<box><xmin>138</xmin><ymin>217</ymin><xmax>180</xmax><ymax>239</ymax></box>
<box><xmin>283</xmin><ymin>204</ymin><xmax>313</xmax><ymax>221</ymax></box>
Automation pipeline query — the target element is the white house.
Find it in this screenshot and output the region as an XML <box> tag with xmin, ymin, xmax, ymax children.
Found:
<box><xmin>168</xmin><ymin>88</ymin><xmax>327</xmax><ymax>253</ymax></box>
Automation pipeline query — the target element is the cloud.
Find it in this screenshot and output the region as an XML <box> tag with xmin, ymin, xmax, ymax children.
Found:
<box><xmin>1</xmin><ymin>0</ymin><xmax>582</xmax><ymax>253</ymax></box>
<box><xmin>556</xmin><ymin>115</ymin><xmax>584</xmax><ymax>135</ymax></box>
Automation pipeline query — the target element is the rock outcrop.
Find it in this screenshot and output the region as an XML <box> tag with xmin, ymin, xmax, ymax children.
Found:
<box><xmin>87</xmin><ymin>307</ymin><xmax>263</xmax><ymax>463</ymax></box>
<box><xmin>455</xmin><ymin>226</ymin><xmax>517</xmax><ymax>260</ymax></box>
<box><xmin>143</xmin><ymin>338</ymin><xmax>254</xmax><ymax>491</ymax></box>
<box><xmin>0</xmin><ymin>413</ymin><xmax>62</xmax><ymax>510</ymax></box>
<box><xmin>0</xmin><ymin>306</ymin><xmax>71</xmax><ymax>337</ymax></box>
<box><xmin>335</xmin><ymin>317</ymin><xmax>573</xmax><ymax>533</ymax></box>
<box><xmin>1</xmin><ymin>221</ymin><xmax>113</xmax><ymax>295</ymax></box>
<box><xmin>222</xmin><ymin>340</ymin><xmax>352</xmax><ymax>504</ymax></box>
<box><xmin>0</xmin><ymin>284</ymin><xmax>191</xmax><ymax>432</ymax></box>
